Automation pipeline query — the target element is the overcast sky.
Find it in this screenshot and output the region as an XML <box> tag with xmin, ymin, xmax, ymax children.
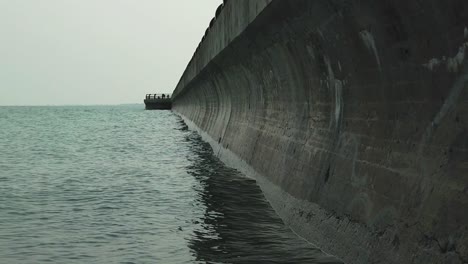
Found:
<box><xmin>0</xmin><ymin>0</ymin><xmax>222</xmax><ymax>105</ymax></box>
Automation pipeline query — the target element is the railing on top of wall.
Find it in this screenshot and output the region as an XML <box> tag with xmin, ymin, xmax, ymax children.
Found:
<box><xmin>145</xmin><ymin>94</ymin><xmax>172</xmax><ymax>100</ymax></box>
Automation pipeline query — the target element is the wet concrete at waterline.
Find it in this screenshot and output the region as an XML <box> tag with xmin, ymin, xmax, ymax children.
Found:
<box><xmin>181</xmin><ymin>122</ymin><xmax>342</xmax><ymax>264</ymax></box>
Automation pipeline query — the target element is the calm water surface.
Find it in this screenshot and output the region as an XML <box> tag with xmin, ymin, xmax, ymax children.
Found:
<box><xmin>0</xmin><ymin>105</ymin><xmax>341</xmax><ymax>263</ymax></box>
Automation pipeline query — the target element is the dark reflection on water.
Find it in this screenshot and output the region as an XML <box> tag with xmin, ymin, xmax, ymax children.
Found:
<box><xmin>181</xmin><ymin>122</ymin><xmax>342</xmax><ymax>264</ymax></box>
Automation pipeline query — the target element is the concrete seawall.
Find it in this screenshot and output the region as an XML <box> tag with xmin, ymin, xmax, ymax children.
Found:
<box><xmin>172</xmin><ymin>1</ymin><xmax>468</xmax><ymax>263</ymax></box>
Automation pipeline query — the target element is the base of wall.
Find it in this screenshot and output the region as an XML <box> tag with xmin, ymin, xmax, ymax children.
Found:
<box><xmin>173</xmin><ymin>111</ymin><xmax>356</xmax><ymax>263</ymax></box>
<box><xmin>174</xmin><ymin>110</ymin><xmax>465</xmax><ymax>264</ymax></box>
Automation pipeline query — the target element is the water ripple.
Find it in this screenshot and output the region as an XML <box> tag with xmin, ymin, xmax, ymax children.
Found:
<box><xmin>0</xmin><ymin>105</ymin><xmax>341</xmax><ymax>263</ymax></box>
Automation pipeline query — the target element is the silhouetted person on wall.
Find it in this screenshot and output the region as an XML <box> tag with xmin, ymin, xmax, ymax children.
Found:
<box><xmin>162</xmin><ymin>94</ymin><xmax>166</xmax><ymax>99</ymax></box>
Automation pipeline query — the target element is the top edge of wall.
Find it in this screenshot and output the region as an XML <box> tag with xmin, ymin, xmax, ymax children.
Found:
<box><xmin>171</xmin><ymin>0</ymin><xmax>273</xmax><ymax>99</ymax></box>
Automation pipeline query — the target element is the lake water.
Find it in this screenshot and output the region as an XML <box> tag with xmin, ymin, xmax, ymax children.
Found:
<box><xmin>0</xmin><ymin>105</ymin><xmax>341</xmax><ymax>263</ymax></box>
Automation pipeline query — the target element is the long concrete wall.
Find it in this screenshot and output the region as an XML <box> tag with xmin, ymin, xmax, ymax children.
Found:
<box><xmin>172</xmin><ymin>1</ymin><xmax>468</xmax><ymax>263</ymax></box>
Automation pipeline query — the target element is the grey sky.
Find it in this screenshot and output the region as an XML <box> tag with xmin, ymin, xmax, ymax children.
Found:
<box><xmin>0</xmin><ymin>0</ymin><xmax>221</xmax><ymax>105</ymax></box>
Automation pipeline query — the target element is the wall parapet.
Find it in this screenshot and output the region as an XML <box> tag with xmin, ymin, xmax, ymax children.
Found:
<box><xmin>172</xmin><ymin>0</ymin><xmax>272</xmax><ymax>99</ymax></box>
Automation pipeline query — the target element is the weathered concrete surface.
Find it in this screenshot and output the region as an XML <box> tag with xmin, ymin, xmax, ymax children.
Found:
<box><xmin>172</xmin><ymin>0</ymin><xmax>272</xmax><ymax>97</ymax></box>
<box><xmin>172</xmin><ymin>0</ymin><xmax>468</xmax><ymax>263</ymax></box>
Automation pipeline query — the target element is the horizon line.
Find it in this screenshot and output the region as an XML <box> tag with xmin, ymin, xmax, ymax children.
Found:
<box><xmin>0</xmin><ymin>103</ymin><xmax>144</xmax><ymax>107</ymax></box>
